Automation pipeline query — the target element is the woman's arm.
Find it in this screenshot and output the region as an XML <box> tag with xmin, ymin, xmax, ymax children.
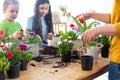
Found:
<box><xmin>76</xmin><ymin>12</ymin><xmax>111</xmax><ymax>23</ymax></box>
<box><xmin>89</xmin><ymin>12</ymin><xmax>110</xmax><ymax>23</ymax></box>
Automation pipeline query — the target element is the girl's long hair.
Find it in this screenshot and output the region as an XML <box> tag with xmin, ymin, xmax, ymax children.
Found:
<box><xmin>33</xmin><ymin>0</ymin><xmax>53</xmax><ymax>39</ymax></box>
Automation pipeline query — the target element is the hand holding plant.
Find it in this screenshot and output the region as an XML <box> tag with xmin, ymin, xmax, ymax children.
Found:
<box><xmin>70</xmin><ymin>15</ymin><xmax>100</xmax><ymax>33</ymax></box>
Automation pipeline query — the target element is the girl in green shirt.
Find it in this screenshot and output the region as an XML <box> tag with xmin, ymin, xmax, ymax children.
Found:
<box><xmin>0</xmin><ymin>0</ymin><xmax>23</xmax><ymax>38</ymax></box>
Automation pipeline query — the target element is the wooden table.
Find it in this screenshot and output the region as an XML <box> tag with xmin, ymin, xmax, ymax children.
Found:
<box><xmin>6</xmin><ymin>58</ymin><xmax>109</xmax><ymax>80</ymax></box>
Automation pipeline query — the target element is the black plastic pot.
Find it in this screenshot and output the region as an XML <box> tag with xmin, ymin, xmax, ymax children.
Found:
<box><xmin>0</xmin><ymin>71</ymin><xmax>5</xmax><ymax>80</ymax></box>
<box><xmin>101</xmin><ymin>44</ymin><xmax>110</xmax><ymax>58</ymax></box>
<box><xmin>81</xmin><ymin>55</ymin><xmax>93</xmax><ymax>71</ymax></box>
<box><xmin>7</xmin><ymin>63</ymin><xmax>20</xmax><ymax>79</ymax></box>
<box><xmin>20</xmin><ymin>60</ymin><xmax>29</xmax><ymax>71</ymax></box>
<box><xmin>61</xmin><ymin>52</ymin><xmax>71</xmax><ymax>63</ymax></box>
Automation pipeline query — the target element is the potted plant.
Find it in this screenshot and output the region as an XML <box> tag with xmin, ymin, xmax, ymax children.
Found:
<box><xmin>67</xmin><ymin>30</ymin><xmax>82</xmax><ymax>51</ymax></box>
<box><xmin>78</xmin><ymin>40</ymin><xmax>103</xmax><ymax>63</ymax></box>
<box><xmin>17</xmin><ymin>42</ymin><xmax>33</xmax><ymax>71</ymax></box>
<box><xmin>6</xmin><ymin>39</ymin><xmax>22</xmax><ymax>79</ymax></box>
<box><xmin>56</xmin><ymin>32</ymin><xmax>74</xmax><ymax>63</ymax></box>
<box><xmin>0</xmin><ymin>30</ymin><xmax>11</xmax><ymax>80</ymax></box>
<box><xmin>25</xmin><ymin>31</ymin><xmax>42</xmax><ymax>58</ymax></box>
<box><xmin>0</xmin><ymin>56</ymin><xmax>10</xmax><ymax>80</ymax></box>
<box><xmin>100</xmin><ymin>35</ymin><xmax>110</xmax><ymax>58</ymax></box>
<box><xmin>59</xmin><ymin>5</ymin><xmax>67</xmax><ymax>16</ymax></box>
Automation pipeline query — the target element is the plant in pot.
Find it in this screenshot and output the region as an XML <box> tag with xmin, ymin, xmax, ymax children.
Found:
<box><xmin>81</xmin><ymin>40</ymin><xmax>103</xmax><ymax>63</ymax></box>
<box><xmin>25</xmin><ymin>31</ymin><xmax>42</xmax><ymax>58</ymax></box>
<box><xmin>6</xmin><ymin>39</ymin><xmax>22</xmax><ymax>79</ymax></box>
<box><xmin>56</xmin><ymin>32</ymin><xmax>74</xmax><ymax>64</ymax></box>
<box><xmin>0</xmin><ymin>56</ymin><xmax>10</xmax><ymax>80</ymax></box>
<box><xmin>99</xmin><ymin>35</ymin><xmax>110</xmax><ymax>58</ymax></box>
<box><xmin>17</xmin><ymin>42</ymin><xmax>33</xmax><ymax>71</ymax></box>
<box><xmin>70</xmin><ymin>15</ymin><xmax>100</xmax><ymax>60</ymax></box>
<box><xmin>0</xmin><ymin>30</ymin><xmax>11</xmax><ymax>80</ymax></box>
<box><xmin>59</xmin><ymin>5</ymin><xmax>67</xmax><ymax>16</ymax></box>
<box><xmin>70</xmin><ymin>15</ymin><xmax>100</xmax><ymax>48</ymax></box>
<box><xmin>66</xmin><ymin>30</ymin><xmax>81</xmax><ymax>51</ymax></box>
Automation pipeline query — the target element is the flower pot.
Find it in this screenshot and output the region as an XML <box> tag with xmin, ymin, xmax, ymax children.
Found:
<box><xmin>7</xmin><ymin>63</ymin><xmax>20</xmax><ymax>79</ymax></box>
<box><xmin>86</xmin><ymin>46</ymin><xmax>100</xmax><ymax>63</ymax></box>
<box><xmin>81</xmin><ymin>55</ymin><xmax>93</xmax><ymax>71</ymax></box>
<box><xmin>27</xmin><ymin>43</ymin><xmax>39</xmax><ymax>58</ymax></box>
<box><xmin>61</xmin><ymin>52</ymin><xmax>71</xmax><ymax>63</ymax></box>
<box><xmin>0</xmin><ymin>71</ymin><xmax>5</xmax><ymax>80</ymax></box>
<box><xmin>20</xmin><ymin>60</ymin><xmax>29</xmax><ymax>71</ymax></box>
<box><xmin>72</xmin><ymin>40</ymin><xmax>82</xmax><ymax>51</ymax></box>
<box><xmin>101</xmin><ymin>44</ymin><xmax>110</xmax><ymax>58</ymax></box>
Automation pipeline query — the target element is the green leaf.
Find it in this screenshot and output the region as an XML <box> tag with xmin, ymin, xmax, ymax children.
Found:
<box><xmin>87</xmin><ymin>21</ymin><xmax>100</xmax><ymax>30</ymax></box>
<box><xmin>4</xmin><ymin>62</ymin><xmax>10</xmax><ymax>71</ymax></box>
<box><xmin>71</xmin><ymin>16</ymin><xmax>84</xmax><ymax>32</ymax></box>
<box><xmin>83</xmin><ymin>20</ymin><xmax>87</xmax><ymax>32</ymax></box>
<box><xmin>0</xmin><ymin>60</ymin><xmax>4</xmax><ymax>71</ymax></box>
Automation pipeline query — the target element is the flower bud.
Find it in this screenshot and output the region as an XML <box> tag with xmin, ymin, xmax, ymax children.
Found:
<box><xmin>78</xmin><ymin>16</ymin><xmax>84</xmax><ymax>24</ymax></box>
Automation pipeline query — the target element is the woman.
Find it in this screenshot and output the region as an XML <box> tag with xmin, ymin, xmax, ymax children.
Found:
<box><xmin>26</xmin><ymin>0</ymin><xmax>53</xmax><ymax>48</ymax></box>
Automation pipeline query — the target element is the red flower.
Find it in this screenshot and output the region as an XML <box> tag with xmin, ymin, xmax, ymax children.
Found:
<box><xmin>0</xmin><ymin>44</ymin><xmax>5</xmax><ymax>48</ymax></box>
<box><xmin>0</xmin><ymin>30</ymin><xmax>6</xmax><ymax>38</ymax></box>
<box><xmin>70</xmin><ymin>24</ymin><xmax>75</xmax><ymax>29</ymax></box>
<box><xmin>5</xmin><ymin>47</ymin><xmax>9</xmax><ymax>50</ymax></box>
<box><xmin>20</xmin><ymin>44</ymin><xmax>27</xmax><ymax>50</ymax></box>
<box><xmin>7</xmin><ymin>52</ymin><xmax>14</xmax><ymax>59</ymax></box>
<box><xmin>78</xmin><ymin>16</ymin><xmax>84</xmax><ymax>24</ymax></box>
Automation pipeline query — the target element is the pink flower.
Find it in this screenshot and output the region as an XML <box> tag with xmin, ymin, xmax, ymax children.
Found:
<box><xmin>28</xmin><ymin>32</ymin><xmax>35</xmax><ymax>36</ymax></box>
<box><xmin>74</xmin><ymin>27</ymin><xmax>80</xmax><ymax>32</ymax></box>
<box><xmin>20</xmin><ymin>44</ymin><xmax>27</xmax><ymax>50</ymax></box>
<box><xmin>0</xmin><ymin>30</ymin><xmax>6</xmax><ymax>38</ymax></box>
<box><xmin>70</xmin><ymin>24</ymin><xmax>75</xmax><ymax>29</ymax></box>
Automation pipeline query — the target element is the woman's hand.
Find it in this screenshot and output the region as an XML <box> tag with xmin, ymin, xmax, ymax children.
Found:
<box><xmin>47</xmin><ymin>32</ymin><xmax>53</xmax><ymax>40</ymax></box>
<box><xmin>81</xmin><ymin>28</ymin><xmax>99</xmax><ymax>44</ymax></box>
<box><xmin>76</xmin><ymin>13</ymin><xmax>91</xmax><ymax>20</ymax></box>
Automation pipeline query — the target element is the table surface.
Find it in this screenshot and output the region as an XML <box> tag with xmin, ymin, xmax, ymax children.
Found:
<box><xmin>6</xmin><ymin>57</ymin><xmax>109</xmax><ymax>80</ymax></box>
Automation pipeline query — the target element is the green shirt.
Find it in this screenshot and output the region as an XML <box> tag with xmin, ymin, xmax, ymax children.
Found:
<box><xmin>0</xmin><ymin>19</ymin><xmax>22</xmax><ymax>37</ymax></box>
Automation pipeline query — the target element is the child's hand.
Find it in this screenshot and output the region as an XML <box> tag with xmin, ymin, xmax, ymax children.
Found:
<box><xmin>21</xmin><ymin>36</ymin><xmax>26</xmax><ymax>42</ymax></box>
<box><xmin>12</xmin><ymin>29</ymin><xmax>24</xmax><ymax>38</ymax></box>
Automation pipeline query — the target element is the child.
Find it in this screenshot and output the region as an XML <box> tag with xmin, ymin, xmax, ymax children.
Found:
<box><xmin>0</xmin><ymin>0</ymin><xmax>23</xmax><ymax>39</ymax></box>
<box><xmin>26</xmin><ymin>0</ymin><xmax>53</xmax><ymax>48</ymax></box>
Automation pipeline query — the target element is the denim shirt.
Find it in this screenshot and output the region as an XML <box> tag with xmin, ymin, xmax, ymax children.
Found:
<box><xmin>26</xmin><ymin>16</ymin><xmax>48</xmax><ymax>47</ymax></box>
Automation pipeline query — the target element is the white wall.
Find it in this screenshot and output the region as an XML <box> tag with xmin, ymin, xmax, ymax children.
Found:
<box><xmin>0</xmin><ymin>0</ymin><xmax>113</xmax><ymax>29</ymax></box>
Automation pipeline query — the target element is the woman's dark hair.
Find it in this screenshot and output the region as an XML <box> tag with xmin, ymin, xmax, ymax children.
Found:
<box><xmin>33</xmin><ymin>0</ymin><xmax>53</xmax><ymax>39</ymax></box>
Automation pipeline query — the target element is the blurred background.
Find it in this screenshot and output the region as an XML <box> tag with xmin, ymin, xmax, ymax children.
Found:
<box><xmin>0</xmin><ymin>0</ymin><xmax>113</xmax><ymax>30</ymax></box>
